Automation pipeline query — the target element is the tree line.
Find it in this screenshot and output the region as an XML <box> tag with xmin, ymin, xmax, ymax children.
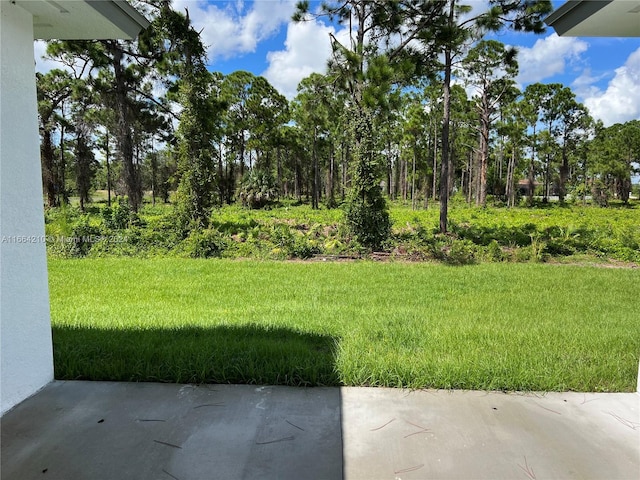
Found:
<box><xmin>37</xmin><ymin>0</ymin><xmax>639</xmax><ymax>248</ymax></box>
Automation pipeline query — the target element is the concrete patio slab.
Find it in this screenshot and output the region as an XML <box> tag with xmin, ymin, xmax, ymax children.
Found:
<box><xmin>1</xmin><ymin>381</ymin><xmax>342</xmax><ymax>480</ymax></box>
<box><xmin>342</xmin><ymin>388</ymin><xmax>640</xmax><ymax>479</ymax></box>
<box><xmin>1</xmin><ymin>381</ymin><xmax>639</xmax><ymax>480</ymax></box>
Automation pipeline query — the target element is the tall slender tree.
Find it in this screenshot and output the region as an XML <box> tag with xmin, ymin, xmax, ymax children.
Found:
<box><xmin>36</xmin><ymin>69</ymin><xmax>73</xmax><ymax>207</ymax></box>
<box><xmin>293</xmin><ymin>74</ymin><xmax>333</xmax><ymax>209</ymax></box>
<box><xmin>461</xmin><ymin>40</ymin><xmax>518</xmax><ymax>206</ymax></box>
<box><xmin>46</xmin><ymin>3</ymin><xmax>186</xmax><ymax>211</ymax></box>
<box><xmin>552</xmin><ymin>88</ymin><xmax>591</xmax><ymax>203</ymax></box>
<box><xmin>496</xmin><ymin>89</ymin><xmax>527</xmax><ymax>207</ymax></box>
<box><xmin>69</xmin><ymin>80</ymin><xmax>99</xmax><ymax>211</ymax></box>
<box><xmin>412</xmin><ymin>0</ymin><xmax>552</xmax><ymax>231</ymax></box>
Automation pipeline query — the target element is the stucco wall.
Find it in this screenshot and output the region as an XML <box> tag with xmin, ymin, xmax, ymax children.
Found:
<box><xmin>1</xmin><ymin>2</ymin><xmax>55</xmax><ymax>415</ymax></box>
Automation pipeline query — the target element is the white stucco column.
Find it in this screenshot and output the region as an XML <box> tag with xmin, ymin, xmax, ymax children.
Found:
<box><xmin>1</xmin><ymin>1</ymin><xmax>54</xmax><ymax>415</ymax></box>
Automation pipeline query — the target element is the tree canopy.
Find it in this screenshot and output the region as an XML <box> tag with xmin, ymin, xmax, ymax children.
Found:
<box><xmin>36</xmin><ymin>0</ymin><xmax>639</xmax><ymax>247</ymax></box>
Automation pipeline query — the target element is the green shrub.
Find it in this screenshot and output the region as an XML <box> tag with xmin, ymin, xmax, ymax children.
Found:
<box><xmin>445</xmin><ymin>239</ymin><xmax>476</xmax><ymax>265</ymax></box>
<box><xmin>270</xmin><ymin>223</ymin><xmax>295</xmax><ymax>249</ymax></box>
<box><xmin>612</xmin><ymin>247</ymin><xmax>640</xmax><ymax>262</ymax></box>
<box><xmin>47</xmin><ymin>215</ymin><xmax>102</xmax><ymax>258</ymax></box>
<box><xmin>102</xmin><ymin>199</ymin><xmax>132</xmax><ymax>230</ymax></box>
<box><xmin>485</xmin><ymin>240</ymin><xmax>504</xmax><ymax>262</ymax></box>
<box><xmin>180</xmin><ymin>229</ymin><xmax>228</xmax><ymax>258</ymax></box>
<box><xmin>44</xmin><ymin>203</ymin><xmax>78</xmax><ymax>237</ymax></box>
<box><xmin>238</xmin><ymin>170</ymin><xmax>278</xmax><ymax>209</ymax></box>
<box><xmin>290</xmin><ymin>236</ymin><xmax>322</xmax><ymax>259</ymax></box>
<box><xmin>344</xmin><ymin>196</ymin><xmax>391</xmax><ymax>250</ymax></box>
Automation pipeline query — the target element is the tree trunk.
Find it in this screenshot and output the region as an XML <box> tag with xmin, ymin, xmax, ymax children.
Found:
<box><xmin>621</xmin><ymin>178</ymin><xmax>631</xmax><ymax>203</ymax></box>
<box><xmin>411</xmin><ymin>145</ymin><xmax>417</xmax><ymax>210</ymax></box>
<box><xmin>386</xmin><ymin>139</ymin><xmax>392</xmax><ymax>197</ymax></box>
<box><xmin>111</xmin><ymin>45</ymin><xmax>140</xmax><ymax>211</ymax></box>
<box><xmin>227</xmin><ymin>160</ymin><xmax>235</xmax><ymax>204</ymax></box>
<box><xmin>294</xmin><ymin>159</ymin><xmax>300</xmax><ymax>202</ymax></box>
<box><xmin>423</xmin><ymin>176</ymin><xmax>428</xmax><ymax>209</ymax></box>
<box><xmin>150</xmin><ymin>143</ymin><xmax>157</xmax><ymax>207</ymax></box>
<box><xmin>558</xmin><ymin>157</ymin><xmax>569</xmax><ymax>203</ymax></box>
<box><xmin>466</xmin><ymin>151</ymin><xmax>473</xmax><ymax>204</ymax></box>
<box><xmin>41</xmin><ymin>128</ymin><xmax>57</xmax><ymax>208</ymax></box>
<box><xmin>340</xmin><ymin>143</ymin><xmax>345</xmax><ymax>201</ymax></box>
<box><xmin>432</xmin><ymin>121</ymin><xmax>438</xmax><ymax>201</ymax></box>
<box><xmin>393</xmin><ymin>150</ymin><xmax>400</xmax><ymax>200</ymax></box>
<box><xmin>582</xmin><ymin>160</ymin><xmax>588</xmax><ymax>205</ymax></box>
<box><xmin>544</xmin><ymin>153</ymin><xmax>551</xmax><ymax>203</ymax></box>
<box><xmin>528</xmin><ymin>125</ymin><xmax>536</xmax><ymax>207</ymax></box>
<box><xmin>105</xmin><ymin>131</ymin><xmax>112</xmax><ymax>207</ymax></box>
<box><xmin>498</xmin><ymin>133</ymin><xmax>504</xmax><ymax>181</ymax></box>
<box><xmin>312</xmin><ymin>129</ymin><xmax>319</xmax><ymax>209</ymax></box>
<box><xmin>506</xmin><ymin>148</ymin><xmax>516</xmax><ymax>207</ymax></box>
<box><xmin>478</xmin><ymin>108</ymin><xmax>490</xmax><ymax>207</ymax></box>
<box><xmin>439</xmin><ymin>3</ymin><xmax>453</xmax><ymax>234</ymax></box>
<box><xmin>558</xmin><ymin>143</ymin><xmax>569</xmax><ymax>203</ymax></box>
<box><xmin>277</xmin><ymin>145</ymin><xmax>282</xmax><ymax>198</ymax></box>
<box><xmin>76</xmin><ymin>134</ymin><xmax>91</xmax><ymax>212</ymax></box>
<box><xmin>328</xmin><ymin>142</ymin><xmax>336</xmax><ymax>207</ymax></box>
<box><xmin>59</xmin><ymin>114</ymin><xmax>68</xmax><ymax>205</ymax></box>
<box><xmin>239</xmin><ymin>138</ymin><xmax>246</xmax><ymax>179</ymax></box>
<box><xmin>401</xmin><ymin>158</ymin><xmax>407</xmax><ymax>203</ymax></box>
<box><xmin>217</xmin><ymin>143</ymin><xmax>225</xmax><ymax>204</ymax></box>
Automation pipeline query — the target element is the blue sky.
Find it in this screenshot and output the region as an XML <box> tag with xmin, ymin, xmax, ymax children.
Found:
<box><xmin>175</xmin><ymin>0</ymin><xmax>640</xmax><ymax>127</ymax></box>
<box><xmin>35</xmin><ymin>0</ymin><xmax>640</xmax><ymax>126</ymax></box>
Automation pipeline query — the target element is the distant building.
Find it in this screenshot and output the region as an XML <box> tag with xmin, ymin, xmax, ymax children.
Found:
<box><xmin>517</xmin><ymin>179</ymin><xmax>541</xmax><ymax>197</ymax></box>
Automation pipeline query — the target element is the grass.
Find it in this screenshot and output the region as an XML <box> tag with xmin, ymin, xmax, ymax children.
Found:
<box><xmin>49</xmin><ymin>258</ymin><xmax>640</xmax><ymax>392</ymax></box>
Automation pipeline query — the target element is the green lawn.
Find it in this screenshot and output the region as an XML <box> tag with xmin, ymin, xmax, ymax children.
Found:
<box><xmin>49</xmin><ymin>258</ymin><xmax>640</xmax><ymax>392</ymax></box>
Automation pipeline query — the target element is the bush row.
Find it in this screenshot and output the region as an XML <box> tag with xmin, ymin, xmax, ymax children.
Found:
<box><xmin>44</xmin><ymin>201</ymin><xmax>640</xmax><ymax>264</ymax></box>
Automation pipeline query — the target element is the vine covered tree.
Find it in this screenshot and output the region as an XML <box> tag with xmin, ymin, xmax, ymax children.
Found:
<box><xmin>294</xmin><ymin>0</ymin><xmax>444</xmax><ymax>248</ymax></box>
<box><xmin>154</xmin><ymin>6</ymin><xmax>227</xmax><ymax>230</ymax></box>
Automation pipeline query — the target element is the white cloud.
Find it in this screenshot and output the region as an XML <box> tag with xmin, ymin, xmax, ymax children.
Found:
<box><xmin>583</xmin><ymin>47</ymin><xmax>640</xmax><ymax>127</ymax></box>
<box><xmin>262</xmin><ymin>19</ymin><xmax>349</xmax><ymax>99</ymax></box>
<box><xmin>515</xmin><ymin>33</ymin><xmax>588</xmax><ymax>85</ymax></box>
<box><xmin>571</xmin><ymin>68</ymin><xmax>608</xmax><ymax>100</ymax></box>
<box><xmin>459</xmin><ymin>0</ymin><xmax>491</xmax><ymax>24</ymax></box>
<box><xmin>173</xmin><ymin>0</ymin><xmax>295</xmax><ymax>63</ymax></box>
<box><xmin>451</xmin><ymin>77</ymin><xmax>477</xmax><ymax>101</ymax></box>
<box><xmin>36</xmin><ymin>0</ymin><xmax>296</xmax><ymax>72</ymax></box>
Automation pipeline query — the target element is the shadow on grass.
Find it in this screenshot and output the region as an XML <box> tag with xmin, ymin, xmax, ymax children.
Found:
<box><xmin>52</xmin><ymin>324</ymin><xmax>340</xmax><ymax>387</ymax></box>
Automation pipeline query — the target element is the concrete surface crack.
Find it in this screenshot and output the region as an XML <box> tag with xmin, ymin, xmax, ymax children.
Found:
<box><xmin>255</xmin><ymin>436</ymin><xmax>295</xmax><ymax>445</ymax></box>
<box><xmin>286</xmin><ymin>420</ymin><xmax>305</xmax><ymax>431</ymax></box>
<box><xmin>370</xmin><ymin>418</ymin><xmax>396</xmax><ymax>431</ymax></box>
<box><xmin>394</xmin><ymin>463</ymin><xmax>424</xmax><ymax>474</ymax></box>
<box><xmin>162</xmin><ymin>468</ymin><xmax>181</xmax><ymax>480</ymax></box>
<box><xmin>153</xmin><ymin>440</ymin><xmax>182</xmax><ymax>449</ymax></box>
